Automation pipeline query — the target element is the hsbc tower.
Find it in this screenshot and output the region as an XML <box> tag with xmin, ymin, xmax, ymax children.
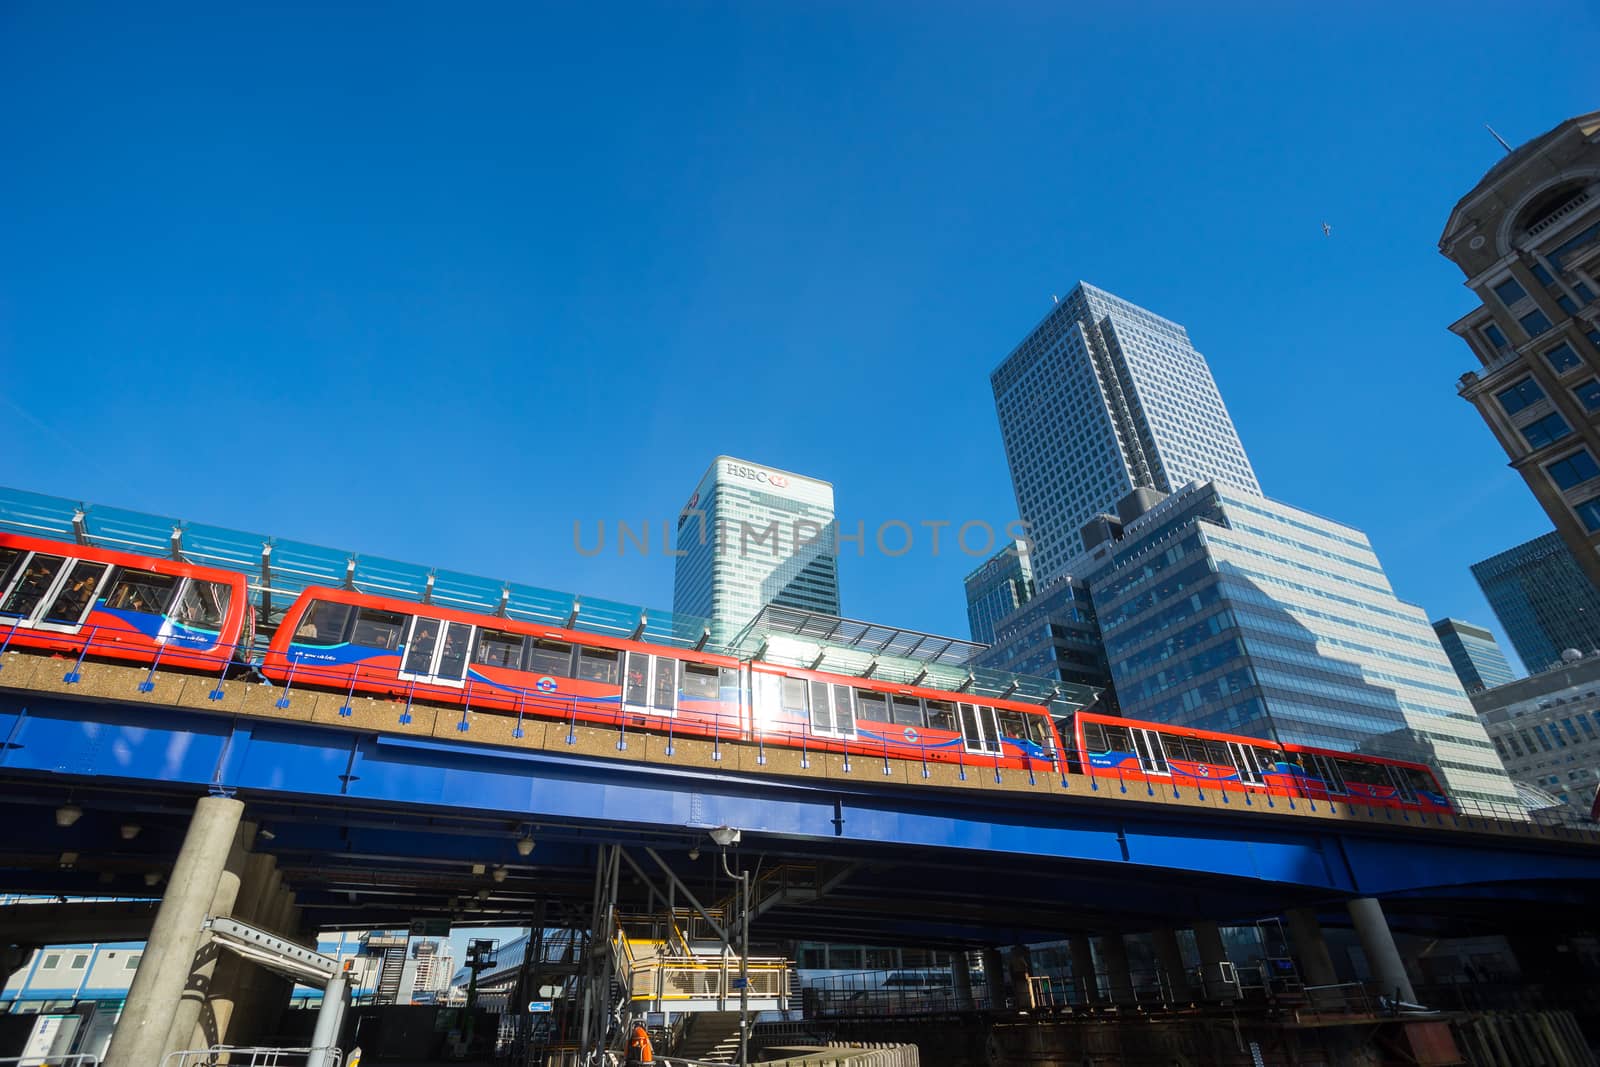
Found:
<box><xmin>672</xmin><ymin>455</ymin><xmax>840</xmax><ymax>642</ymax></box>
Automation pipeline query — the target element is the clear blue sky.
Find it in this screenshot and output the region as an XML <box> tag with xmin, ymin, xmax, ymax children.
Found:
<box><xmin>4</xmin><ymin>3</ymin><xmax>1598</xmax><ymax>674</ymax></box>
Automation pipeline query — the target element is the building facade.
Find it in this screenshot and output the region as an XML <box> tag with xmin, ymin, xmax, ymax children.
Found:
<box><xmin>1471</xmin><ymin>531</ymin><xmax>1600</xmax><ymax>672</ymax></box>
<box><xmin>974</xmin><ymin>575</ymin><xmax>1111</xmax><ymax>693</ymax></box>
<box><xmin>1472</xmin><ymin>652</ymin><xmax>1600</xmax><ymax>821</ymax></box>
<box><xmin>672</xmin><ymin>457</ymin><xmax>840</xmax><ymax>643</ymax></box>
<box><xmin>1431</xmin><ymin>618</ymin><xmax>1517</xmax><ymax>692</ymax></box>
<box><xmin>963</xmin><ymin>540</ymin><xmax>1035</xmax><ymax>644</ymax></box>
<box><xmin>1442</xmin><ymin>111</ymin><xmax>1600</xmax><ymax>593</ymax></box>
<box><xmin>990</xmin><ymin>282</ymin><xmax>1260</xmax><ymax>582</ymax></box>
<box><xmin>1060</xmin><ymin>483</ymin><xmax>1518</xmax><ymax>806</ymax></box>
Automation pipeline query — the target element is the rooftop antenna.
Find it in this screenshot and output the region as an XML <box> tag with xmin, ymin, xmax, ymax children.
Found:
<box><xmin>1485</xmin><ymin>124</ymin><xmax>1514</xmax><ymax>154</ymax></box>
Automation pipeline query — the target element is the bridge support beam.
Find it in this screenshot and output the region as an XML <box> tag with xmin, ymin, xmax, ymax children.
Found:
<box><xmin>1068</xmin><ymin>934</ymin><xmax>1097</xmax><ymax>1005</ymax></box>
<box><xmin>1347</xmin><ymin>897</ymin><xmax>1415</xmax><ymax>1004</ymax></box>
<box><xmin>103</xmin><ymin>794</ymin><xmax>244</xmax><ymax>1067</ymax></box>
<box><xmin>1009</xmin><ymin>945</ymin><xmax>1033</xmax><ymax>1009</ymax></box>
<box><xmin>164</xmin><ymin>820</ymin><xmax>254</xmax><ymax>1058</ymax></box>
<box><xmin>1151</xmin><ymin>928</ymin><xmax>1191</xmax><ymax>1003</ymax></box>
<box><xmin>1095</xmin><ymin>935</ymin><xmax>1134</xmax><ymax>1005</ymax></box>
<box><xmin>1286</xmin><ymin>907</ymin><xmax>1339</xmax><ymax>988</ymax></box>
<box><xmin>193</xmin><ymin>851</ymin><xmax>277</xmax><ymax>1049</ymax></box>
<box><xmin>1192</xmin><ymin>921</ymin><xmax>1232</xmax><ymax>1000</ymax></box>
<box><xmin>951</xmin><ymin>952</ymin><xmax>975</xmax><ymax>1011</ymax></box>
<box><xmin>982</xmin><ymin>948</ymin><xmax>1007</xmax><ymax>1009</ymax></box>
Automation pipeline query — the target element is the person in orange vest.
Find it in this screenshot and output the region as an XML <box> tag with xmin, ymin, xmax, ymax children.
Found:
<box><xmin>626</xmin><ymin>1018</ymin><xmax>654</xmax><ymax>1065</ymax></box>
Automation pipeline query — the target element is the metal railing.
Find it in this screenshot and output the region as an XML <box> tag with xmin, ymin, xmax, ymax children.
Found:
<box><xmin>159</xmin><ymin>1048</ymin><xmax>341</xmax><ymax>1067</ymax></box>
<box><xmin>0</xmin><ymin>1055</ymin><xmax>102</xmax><ymax>1067</ymax></box>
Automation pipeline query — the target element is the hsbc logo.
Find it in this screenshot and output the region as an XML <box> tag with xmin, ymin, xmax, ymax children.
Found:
<box><xmin>725</xmin><ymin>463</ymin><xmax>789</xmax><ymax>489</ymax></box>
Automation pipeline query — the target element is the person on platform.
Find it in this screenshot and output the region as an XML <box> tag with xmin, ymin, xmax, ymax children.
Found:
<box><xmin>626</xmin><ymin>1018</ymin><xmax>654</xmax><ymax>1065</ymax></box>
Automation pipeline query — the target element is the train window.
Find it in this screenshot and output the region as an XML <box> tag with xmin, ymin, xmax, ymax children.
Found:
<box><xmin>172</xmin><ymin>580</ymin><xmax>231</xmax><ymax>632</ymax></box>
<box><xmin>924</xmin><ymin>700</ymin><xmax>956</xmax><ymax>732</ymax></box>
<box><xmin>1083</xmin><ymin>721</ymin><xmax>1109</xmax><ymax>753</ymax></box>
<box><xmin>1337</xmin><ymin>759</ymin><xmax>1389</xmax><ymax>788</ymax></box>
<box><xmin>996</xmin><ymin>710</ymin><xmax>1029</xmax><ymax>741</ymax></box>
<box><xmin>0</xmin><ymin>554</ymin><xmax>66</xmax><ymax>618</ymax></box>
<box><xmin>577</xmin><ymin>647</ymin><xmax>619</xmax><ymax>685</ymax></box>
<box><xmin>1102</xmin><ymin>725</ymin><xmax>1132</xmax><ymax>753</ymax></box>
<box><xmin>809</xmin><ymin>681</ymin><xmax>832</xmax><ymax>732</ymax></box>
<box><xmin>1254</xmin><ymin>747</ymin><xmax>1284</xmax><ymax>770</ymax></box>
<box><xmin>291</xmin><ymin>600</ymin><xmax>352</xmax><ymax>646</ymax></box>
<box><xmin>753</xmin><ymin>672</ymin><xmax>782</xmax><ymax>721</ymax></box>
<box><xmin>527</xmin><ymin>639</ymin><xmax>573</xmax><ymax>676</ymax></box>
<box><xmin>42</xmin><ymin>563</ymin><xmax>108</xmax><ymax>625</ymax></box>
<box><xmin>891</xmin><ymin>696</ymin><xmax>925</xmax><ymax>727</ymax></box>
<box><xmin>856</xmin><ymin>690</ymin><xmax>891</xmax><ymax>723</ymax></box>
<box><xmin>402</xmin><ymin>619</ymin><xmax>442</xmax><ymax>674</ymax></box>
<box><xmin>1203</xmin><ymin>740</ymin><xmax>1231</xmax><ymax>766</ymax></box>
<box><xmin>0</xmin><ymin>548</ymin><xmax>22</xmax><ymax>594</ymax></box>
<box><xmin>829</xmin><ymin>685</ymin><xmax>857</xmax><ymax>736</ymax></box>
<box><xmin>475</xmin><ymin>630</ymin><xmax>525</xmax><ymax>670</ymax></box>
<box><xmin>681</xmin><ymin>663</ymin><xmax>720</xmax><ymax>700</ymax></box>
<box><xmin>624</xmin><ymin>652</ymin><xmax>650</xmax><ymax>704</ymax></box>
<box><xmin>653</xmin><ymin>658</ymin><xmax>678</xmax><ymax>710</ymax></box>
<box><xmin>353</xmin><ymin>609</ymin><xmax>406</xmax><ymax>651</ymax></box>
<box><xmin>1311</xmin><ymin>755</ymin><xmax>1347</xmax><ymax>793</ymax></box>
<box><xmin>959</xmin><ymin>705</ymin><xmax>1002</xmax><ymax>754</ymax></box>
<box><xmin>781</xmin><ymin>677</ymin><xmax>808</xmax><ymax>717</ymax></box>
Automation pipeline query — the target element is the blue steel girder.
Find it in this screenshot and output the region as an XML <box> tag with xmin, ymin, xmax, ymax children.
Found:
<box><xmin>2</xmin><ymin>692</ymin><xmax>1599</xmax><ymax>910</ymax></box>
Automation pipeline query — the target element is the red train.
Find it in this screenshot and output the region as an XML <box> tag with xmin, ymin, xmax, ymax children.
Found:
<box><xmin>0</xmin><ymin>532</ymin><xmax>249</xmax><ymax>670</ymax></box>
<box><xmin>0</xmin><ymin>534</ymin><xmax>1453</xmax><ymax>812</ymax></box>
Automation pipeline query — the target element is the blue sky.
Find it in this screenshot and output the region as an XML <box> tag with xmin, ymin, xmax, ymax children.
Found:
<box><xmin>3</xmin><ymin>3</ymin><xmax>1598</xmax><ymax>673</ymax></box>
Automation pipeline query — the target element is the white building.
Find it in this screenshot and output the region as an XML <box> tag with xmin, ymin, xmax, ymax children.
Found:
<box><xmin>672</xmin><ymin>456</ymin><xmax>840</xmax><ymax>643</ymax></box>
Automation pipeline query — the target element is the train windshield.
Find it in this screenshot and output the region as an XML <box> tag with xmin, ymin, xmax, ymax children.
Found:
<box><xmin>294</xmin><ymin>601</ymin><xmax>354</xmax><ymax>645</ymax></box>
<box><xmin>107</xmin><ymin>570</ymin><xmax>180</xmax><ymax>617</ymax></box>
<box><xmin>173</xmin><ymin>580</ymin><xmax>232</xmax><ymax>633</ymax></box>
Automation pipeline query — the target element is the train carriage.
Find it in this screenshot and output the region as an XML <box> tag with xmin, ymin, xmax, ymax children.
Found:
<box><xmin>0</xmin><ymin>531</ymin><xmax>249</xmax><ymax>669</ymax></box>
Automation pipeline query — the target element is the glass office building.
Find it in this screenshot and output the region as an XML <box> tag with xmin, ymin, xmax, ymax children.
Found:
<box><xmin>991</xmin><ymin>283</ymin><xmax>1260</xmax><ymax>583</ymax></box>
<box><xmin>963</xmin><ymin>540</ymin><xmax>1035</xmax><ymax>645</ymax></box>
<box><xmin>973</xmin><ymin>575</ymin><xmax>1110</xmax><ymax>692</ymax></box>
<box><xmin>1070</xmin><ymin>483</ymin><xmax>1518</xmax><ymax>806</ymax></box>
<box><xmin>1431</xmin><ymin>618</ymin><xmax>1517</xmax><ymax>692</ymax></box>
<box><xmin>1471</xmin><ymin>531</ymin><xmax>1600</xmax><ymax>673</ymax></box>
<box><xmin>672</xmin><ymin>456</ymin><xmax>840</xmax><ymax>644</ymax></box>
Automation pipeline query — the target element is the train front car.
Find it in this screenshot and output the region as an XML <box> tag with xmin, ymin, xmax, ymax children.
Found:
<box><xmin>749</xmin><ymin>662</ymin><xmax>1063</xmax><ymax>771</ymax></box>
<box><xmin>264</xmin><ymin>587</ymin><xmax>745</xmax><ymax>737</ymax></box>
<box><xmin>0</xmin><ymin>532</ymin><xmax>247</xmax><ymax>670</ymax></box>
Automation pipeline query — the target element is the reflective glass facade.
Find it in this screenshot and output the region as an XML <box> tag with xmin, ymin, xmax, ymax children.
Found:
<box><xmin>672</xmin><ymin>456</ymin><xmax>840</xmax><ymax>644</ymax></box>
<box><xmin>963</xmin><ymin>540</ymin><xmax>1035</xmax><ymax>645</ymax></box>
<box><xmin>973</xmin><ymin>576</ymin><xmax>1110</xmax><ymax>691</ymax></box>
<box><xmin>1431</xmin><ymin>618</ymin><xmax>1517</xmax><ymax>692</ymax></box>
<box><xmin>991</xmin><ymin>283</ymin><xmax>1260</xmax><ymax>582</ymax></box>
<box><xmin>1068</xmin><ymin>483</ymin><xmax>1517</xmax><ymax>805</ymax></box>
<box><xmin>1471</xmin><ymin>531</ymin><xmax>1600</xmax><ymax>673</ymax></box>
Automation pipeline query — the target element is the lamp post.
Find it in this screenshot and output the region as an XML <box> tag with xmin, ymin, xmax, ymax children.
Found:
<box><xmin>709</xmin><ymin>827</ymin><xmax>748</xmax><ymax>1067</ymax></box>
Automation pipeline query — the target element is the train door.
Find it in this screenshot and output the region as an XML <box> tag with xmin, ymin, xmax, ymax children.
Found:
<box><xmin>0</xmin><ymin>553</ymin><xmax>111</xmax><ymax>633</ymax></box>
<box><xmin>1228</xmin><ymin>742</ymin><xmax>1263</xmax><ymax>785</ymax></box>
<box><xmin>1308</xmin><ymin>754</ymin><xmax>1346</xmax><ymax>795</ymax></box>
<box><xmin>1130</xmin><ymin>728</ymin><xmax>1169</xmax><ymax>775</ymax></box>
<box><xmin>399</xmin><ymin>616</ymin><xmax>474</xmax><ymax>688</ymax></box>
<box><xmin>623</xmin><ymin>653</ymin><xmax>677</xmax><ymax>716</ymax></box>
<box><xmin>957</xmin><ymin>704</ymin><xmax>1001</xmax><ymax>755</ymax></box>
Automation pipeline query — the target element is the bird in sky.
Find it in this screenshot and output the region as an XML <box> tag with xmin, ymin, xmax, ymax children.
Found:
<box><xmin>1322</xmin><ymin>222</ymin><xmax>1333</xmax><ymax>237</ymax></box>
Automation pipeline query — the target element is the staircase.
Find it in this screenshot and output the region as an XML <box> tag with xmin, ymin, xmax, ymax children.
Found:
<box><xmin>673</xmin><ymin>1011</ymin><xmax>743</xmax><ymax>1063</ymax></box>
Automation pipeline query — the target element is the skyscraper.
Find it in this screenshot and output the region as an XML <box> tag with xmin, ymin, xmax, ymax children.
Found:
<box><xmin>991</xmin><ymin>282</ymin><xmax>1260</xmax><ymax>582</ymax></box>
<box><xmin>1472</xmin><ymin>531</ymin><xmax>1600</xmax><ymax>672</ymax></box>
<box><xmin>1431</xmin><ymin>618</ymin><xmax>1517</xmax><ymax>692</ymax></box>
<box><xmin>1067</xmin><ymin>484</ymin><xmax>1518</xmax><ymax>806</ymax></box>
<box><xmin>1441</xmin><ymin>111</ymin><xmax>1600</xmax><ymax>593</ymax></box>
<box><xmin>672</xmin><ymin>456</ymin><xmax>840</xmax><ymax>643</ymax></box>
<box><xmin>963</xmin><ymin>540</ymin><xmax>1034</xmax><ymax>644</ymax></box>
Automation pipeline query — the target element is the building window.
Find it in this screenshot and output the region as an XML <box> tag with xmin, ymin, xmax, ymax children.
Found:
<box><xmin>1496</xmin><ymin>377</ymin><xmax>1546</xmax><ymax>415</ymax></box>
<box><xmin>1574</xmin><ymin>379</ymin><xmax>1600</xmax><ymax>412</ymax></box>
<box><xmin>70</xmin><ymin>954</ymin><xmax>88</xmax><ymax>969</ymax></box>
<box><xmin>1532</xmin><ymin>263</ymin><xmax>1555</xmax><ymax>286</ymax></box>
<box><xmin>1545</xmin><ymin>342</ymin><xmax>1584</xmax><ymax>374</ymax></box>
<box><xmin>1494</xmin><ymin>278</ymin><xmax>1528</xmax><ymax>305</ymax></box>
<box><xmin>1522</xmin><ymin>411</ymin><xmax>1573</xmax><ymax>449</ymax></box>
<box><xmin>1522</xmin><ymin>310</ymin><xmax>1555</xmax><ymax>337</ymax></box>
<box><xmin>1574</xmin><ymin>498</ymin><xmax>1600</xmax><ymax>533</ymax></box>
<box><xmin>41</xmin><ymin>953</ymin><xmax>61</xmax><ymax>970</ymax></box>
<box><xmin>1483</xmin><ymin>323</ymin><xmax>1510</xmax><ymax>349</ymax></box>
<box><xmin>1546</xmin><ymin>450</ymin><xmax>1600</xmax><ymax>490</ymax></box>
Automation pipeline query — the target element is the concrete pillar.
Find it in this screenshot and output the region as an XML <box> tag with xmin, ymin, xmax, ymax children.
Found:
<box><xmin>981</xmin><ymin>948</ymin><xmax>1007</xmax><ymax>1009</ymax></box>
<box><xmin>1095</xmin><ymin>935</ymin><xmax>1134</xmax><ymax>1004</ymax></box>
<box><xmin>1067</xmin><ymin>934</ymin><xmax>1097</xmax><ymax>1005</ymax></box>
<box><xmin>1285</xmin><ymin>908</ymin><xmax>1339</xmax><ymax>988</ymax></box>
<box><xmin>164</xmin><ymin>821</ymin><xmax>254</xmax><ymax>1056</ymax></box>
<box><xmin>1346</xmin><ymin>897</ymin><xmax>1416</xmax><ymax>1004</ymax></box>
<box><xmin>103</xmin><ymin>795</ymin><xmax>244</xmax><ymax>1067</ymax></box>
<box><xmin>951</xmin><ymin>952</ymin><xmax>975</xmax><ymax>1011</ymax></box>
<box><xmin>1151</xmin><ymin>928</ymin><xmax>1192</xmax><ymax>1002</ymax></box>
<box><xmin>194</xmin><ymin>852</ymin><xmax>277</xmax><ymax>1049</ymax></box>
<box><xmin>1008</xmin><ymin>945</ymin><xmax>1033</xmax><ymax>1009</ymax></box>
<box><xmin>1193</xmin><ymin>921</ymin><xmax>1232</xmax><ymax>1000</ymax></box>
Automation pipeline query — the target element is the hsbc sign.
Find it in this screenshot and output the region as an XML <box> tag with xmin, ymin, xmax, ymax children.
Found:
<box><xmin>724</xmin><ymin>463</ymin><xmax>790</xmax><ymax>489</ymax></box>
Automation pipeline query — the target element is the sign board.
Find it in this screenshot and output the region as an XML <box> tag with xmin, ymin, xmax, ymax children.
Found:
<box><xmin>409</xmin><ymin>919</ymin><xmax>450</xmax><ymax>937</ymax></box>
<box><xmin>730</xmin><ymin>977</ymin><xmax>748</xmax><ymax>990</ymax></box>
<box><xmin>528</xmin><ymin>1001</ymin><xmax>554</xmax><ymax>1013</ymax></box>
